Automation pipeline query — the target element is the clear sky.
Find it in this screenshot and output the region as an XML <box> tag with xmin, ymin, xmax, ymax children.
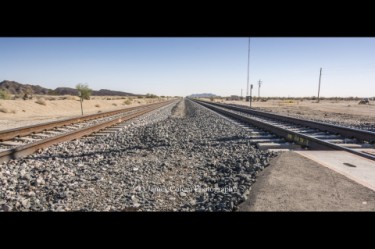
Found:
<box><xmin>0</xmin><ymin>37</ymin><xmax>374</xmax><ymax>97</ymax></box>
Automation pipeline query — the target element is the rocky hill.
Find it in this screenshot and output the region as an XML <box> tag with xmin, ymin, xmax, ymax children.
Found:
<box><xmin>188</xmin><ymin>93</ymin><xmax>218</xmax><ymax>98</ymax></box>
<box><xmin>0</xmin><ymin>80</ymin><xmax>139</xmax><ymax>96</ymax></box>
<box><xmin>0</xmin><ymin>80</ymin><xmax>50</xmax><ymax>95</ymax></box>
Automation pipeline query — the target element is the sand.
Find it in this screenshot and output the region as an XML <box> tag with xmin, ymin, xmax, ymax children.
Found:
<box><xmin>223</xmin><ymin>99</ymin><xmax>375</xmax><ymax>117</ymax></box>
<box><xmin>216</xmin><ymin>99</ymin><xmax>375</xmax><ymax>127</ymax></box>
<box><xmin>0</xmin><ymin>96</ymin><xmax>167</xmax><ymax>131</ymax></box>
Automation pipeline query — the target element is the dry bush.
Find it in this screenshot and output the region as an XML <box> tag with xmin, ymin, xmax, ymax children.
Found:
<box><xmin>0</xmin><ymin>89</ymin><xmax>10</xmax><ymax>100</ymax></box>
<box><xmin>22</xmin><ymin>110</ymin><xmax>26</xmax><ymax>112</ymax></box>
<box><xmin>107</xmin><ymin>98</ymin><xmax>112</xmax><ymax>100</ymax></box>
<box><xmin>10</xmin><ymin>110</ymin><xmax>16</xmax><ymax>114</ymax></box>
<box><xmin>0</xmin><ymin>107</ymin><xmax>9</xmax><ymax>113</ymax></box>
<box><xmin>112</xmin><ymin>103</ymin><xmax>118</xmax><ymax>106</ymax></box>
<box><xmin>35</xmin><ymin>98</ymin><xmax>47</xmax><ymax>105</ymax></box>
<box><xmin>47</xmin><ymin>97</ymin><xmax>56</xmax><ymax>101</ymax></box>
<box><xmin>95</xmin><ymin>104</ymin><xmax>100</xmax><ymax>108</ymax></box>
<box><xmin>97</xmin><ymin>110</ymin><xmax>102</xmax><ymax>113</ymax></box>
<box><xmin>123</xmin><ymin>99</ymin><xmax>132</xmax><ymax>105</ymax></box>
<box><xmin>63</xmin><ymin>95</ymin><xmax>77</xmax><ymax>100</ymax></box>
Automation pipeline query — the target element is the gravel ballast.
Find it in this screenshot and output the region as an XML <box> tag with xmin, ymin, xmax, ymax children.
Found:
<box><xmin>0</xmin><ymin>99</ymin><xmax>277</xmax><ymax>211</ymax></box>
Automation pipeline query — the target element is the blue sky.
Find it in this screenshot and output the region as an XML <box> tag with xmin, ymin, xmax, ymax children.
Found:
<box><xmin>0</xmin><ymin>37</ymin><xmax>374</xmax><ymax>97</ymax></box>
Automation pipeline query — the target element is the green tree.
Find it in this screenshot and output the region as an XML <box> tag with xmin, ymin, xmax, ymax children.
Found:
<box><xmin>76</xmin><ymin>83</ymin><xmax>92</xmax><ymax>100</ymax></box>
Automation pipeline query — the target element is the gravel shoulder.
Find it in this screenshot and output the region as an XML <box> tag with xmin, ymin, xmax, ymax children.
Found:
<box><xmin>239</xmin><ymin>152</ymin><xmax>375</xmax><ymax>211</ymax></box>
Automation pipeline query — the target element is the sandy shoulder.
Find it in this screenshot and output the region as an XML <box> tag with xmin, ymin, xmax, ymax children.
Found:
<box><xmin>0</xmin><ymin>96</ymin><xmax>166</xmax><ymax>131</ymax></box>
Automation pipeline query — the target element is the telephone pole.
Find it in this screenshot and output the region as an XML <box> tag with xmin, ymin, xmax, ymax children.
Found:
<box><xmin>246</xmin><ymin>37</ymin><xmax>251</xmax><ymax>98</ymax></box>
<box><xmin>258</xmin><ymin>80</ymin><xmax>262</xmax><ymax>98</ymax></box>
<box><xmin>250</xmin><ymin>84</ymin><xmax>253</xmax><ymax>108</ymax></box>
<box><xmin>241</xmin><ymin>88</ymin><xmax>243</xmax><ymax>99</ymax></box>
<box><xmin>317</xmin><ymin>67</ymin><xmax>322</xmax><ymax>103</ymax></box>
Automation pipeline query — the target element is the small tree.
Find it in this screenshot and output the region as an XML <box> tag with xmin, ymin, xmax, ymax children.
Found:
<box><xmin>76</xmin><ymin>83</ymin><xmax>92</xmax><ymax>115</ymax></box>
<box><xmin>76</xmin><ymin>83</ymin><xmax>92</xmax><ymax>100</ymax></box>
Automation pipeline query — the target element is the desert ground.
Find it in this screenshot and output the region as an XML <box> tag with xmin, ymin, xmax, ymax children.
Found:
<box><xmin>0</xmin><ymin>96</ymin><xmax>167</xmax><ymax>131</ymax></box>
<box><xmin>218</xmin><ymin>99</ymin><xmax>375</xmax><ymax>130</ymax></box>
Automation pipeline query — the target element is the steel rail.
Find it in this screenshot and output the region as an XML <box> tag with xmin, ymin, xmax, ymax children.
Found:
<box><xmin>192</xmin><ymin>99</ymin><xmax>375</xmax><ymax>161</ymax></box>
<box><xmin>0</xmin><ymin>100</ymin><xmax>176</xmax><ymax>163</ymax></box>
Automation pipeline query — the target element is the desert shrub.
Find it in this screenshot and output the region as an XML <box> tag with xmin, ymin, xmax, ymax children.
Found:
<box><xmin>124</xmin><ymin>99</ymin><xmax>132</xmax><ymax>105</ymax></box>
<box><xmin>145</xmin><ymin>93</ymin><xmax>158</xmax><ymax>98</ymax></box>
<box><xmin>0</xmin><ymin>107</ymin><xmax>9</xmax><ymax>113</ymax></box>
<box><xmin>47</xmin><ymin>97</ymin><xmax>56</xmax><ymax>101</ymax></box>
<box><xmin>112</xmin><ymin>103</ymin><xmax>117</xmax><ymax>106</ymax></box>
<box><xmin>0</xmin><ymin>89</ymin><xmax>10</xmax><ymax>100</ymax></box>
<box><xmin>35</xmin><ymin>98</ymin><xmax>46</xmax><ymax>105</ymax></box>
<box><xmin>95</xmin><ymin>104</ymin><xmax>100</xmax><ymax>108</ymax></box>
<box><xmin>107</xmin><ymin>98</ymin><xmax>112</xmax><ymax>100</ymax></box>
<box><xmin>62</xmin><ymin>95</ymin><xmax>77</xmax><ymax>100</ymax></box>
<box><xmin>137</xmin><ymin>96</ymin><xmax>144</xmax><ymax>99</ymax></box>
<box><xmin>48</xmin><ymin>90</ymin><xmax>58</xmax><ymax>95</ymax></box>
<box><xmin>10</xmin><ymin>110</ymin><xmax>16</xmax><ymax>114</ymax></box>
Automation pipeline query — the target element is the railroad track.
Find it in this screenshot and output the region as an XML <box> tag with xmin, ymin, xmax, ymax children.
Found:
<box><xmin>191</xmin><ymin>99</ymin><xmax>375</xmax><ymax>161</ymax></box>
<box><xmin>0</xmin><ymin>100</ymin><xmax>177</xmax><ymax>163</ymax></box>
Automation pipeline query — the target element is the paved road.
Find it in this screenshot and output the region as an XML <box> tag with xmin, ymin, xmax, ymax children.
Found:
<box><xmin>239</xmin><ymin>152</ymin><xmax>375</xmax><ymax>211</ymax></box>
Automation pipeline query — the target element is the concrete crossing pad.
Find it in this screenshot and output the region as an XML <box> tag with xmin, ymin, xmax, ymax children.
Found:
<box><xmin>296</xmin><ymin>150</ymin><xmax>375</xmax><ymax>191</ymax></box>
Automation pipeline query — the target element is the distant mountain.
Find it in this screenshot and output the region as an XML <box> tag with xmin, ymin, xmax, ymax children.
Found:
<box><xmin>189</xmin><ymin>93</ymin><xmax>218</xmax><ymax>98</ymax></box>
<box><xmin>53</xmin><ymin>87</ymin><xmax>78</xmax><ymax>95</ymax></box>
<box><xmin>0</xmin><ymin>80</ymin><xmax>50</xmax><ymax>95</ymax></box>
<box><xmin>54</xmin><ymin>87</ymin><xmax>137</xmax><ymax>96</ymax></box>
<box><xmin>93</xmin><ymin>89</ymin><xmax>137</xmax><ymax>96</ymax></box>
<box><xmin>0</xmin><ymin>80</ymin><xmax>140</xmax><ymax>97</ymax></box>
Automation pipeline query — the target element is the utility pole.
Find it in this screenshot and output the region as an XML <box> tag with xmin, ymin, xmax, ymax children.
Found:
<box><xmin>317</xmin><ymin>67</ymin><xmax>322</xmax><ymax>103</ymax></box>
<box><xmin>258</xmin><ymin>79</ymin><xmax>262</xmax><ymax>98</ymax></box>
<box><xmin>246</xmin><ymin>37</ymin><xmax>251</xmax><ymax>99</ymax></box>
<box><xmin>241</xmin><ymin>88</ymin><xmax>243</xmax><ymax>99</ymax></box>
<box><xmin>250</xmin><ymin>84</ymin><xmax>253</xmax><ymax>108</ymax></box>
